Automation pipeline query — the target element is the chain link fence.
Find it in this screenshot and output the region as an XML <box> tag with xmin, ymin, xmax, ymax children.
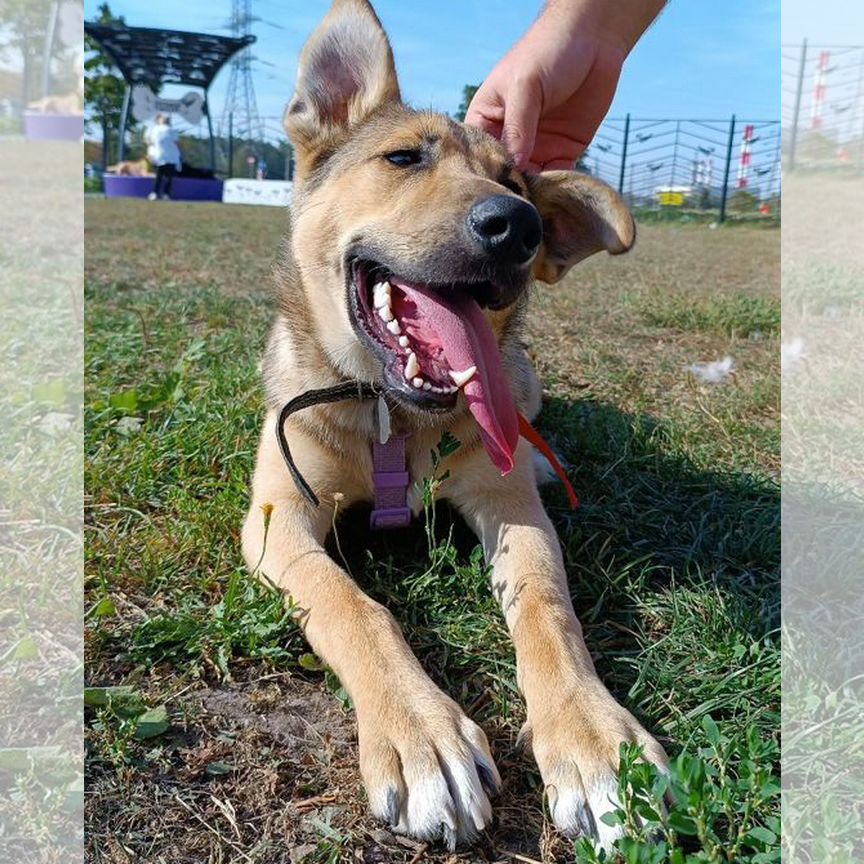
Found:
<box><xmin>784</xmin><ymin>42</ymin><xmax>864</xmax><ymax>172</ymax></box>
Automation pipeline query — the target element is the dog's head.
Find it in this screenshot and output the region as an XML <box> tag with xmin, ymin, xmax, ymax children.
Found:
<box><xmin>283</xmin><ymin>0</ymin><xmax>634</xmax><ymax>469</ymax></box>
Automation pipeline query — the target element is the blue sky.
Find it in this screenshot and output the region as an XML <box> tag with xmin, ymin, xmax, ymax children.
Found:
<box><xmin>87</xmin><ymin>0</ymin><xmax>780</xmax><ymax>131</ymax></box>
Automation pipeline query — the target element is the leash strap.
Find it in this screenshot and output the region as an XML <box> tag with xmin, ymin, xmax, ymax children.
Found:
<box><xmin>370</xmin><ymin>435</ymin><xmax>412</xmax><ymax>529</ymax></box>
<box><xmin>517</xmin><ymin>412</ymin><xmax>580</xmax><ymax>509</ymax></box>
<box><xmin>275</xmin><ymin>382</ymin><xmax>579</xmax><ymax>521</ymax></box>
<box><xmin>275</xmin><ymin>381</ymin><xmax>378</xmax><ymax>508</ymax></box>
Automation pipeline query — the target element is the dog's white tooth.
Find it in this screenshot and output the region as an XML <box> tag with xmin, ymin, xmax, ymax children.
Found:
<box><xmin>398</xmin><ymin>335</ymin><xmax>409</xmax><ymax>348</ymax></box>
<box><xmin>386</xmin><ymin>319</ymin><xmax>401</xmax><ymax>335</ymax></box>
<box><xmin>372</xmin><ymin>281</ymin><xmax>390</xmax><ymax>309</ymax></box>
<box><xmin>430</xmin><ymin>385</ymin><xmax>443</xmax><ymax>393</ymax></box>
<box><xmin>412</xmin><ymin>377</ymin><xmax>424</xmax><ymax>388</ymax></box>
<box><xmin>447</xmin><ymin>385</ymin><xmax>458</xmax><ymax>393</ymax></box>
<box><xmin>448</xmin><ymin>365</ymin><xmax>477</xmax><ymax>388</ymax></box>
<box><xmin>379</xmin><ymin>305</ymin><xmax>394</xmax><ymax>322</ymax></box>
<box><xmin>404</xmin><ymin>352</ymin><xmax>419</xmax><ymax>379</ymax></box>
<box><xmin>423</xmin><ymin>381</ymin><xmax>432</xmax><ymax>390</ymax></box>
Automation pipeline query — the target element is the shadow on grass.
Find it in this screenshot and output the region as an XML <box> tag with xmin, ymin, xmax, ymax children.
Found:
<box><xmin>328</xmin><ymin>394</ymin><xmax>779</xmax><ymax>739</ymax></box>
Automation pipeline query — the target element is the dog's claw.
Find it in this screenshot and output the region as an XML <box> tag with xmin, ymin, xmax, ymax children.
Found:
<box><xmin>476</xmin><ymin>760</ymin><xmax>501</xmax><ymax>797</ymax></box>
<box><xmin>571</xmin><ymin>803</ymin><xmax>596</xmax><ymax>839</ymax></box>
<box><xmin>442</xmin><ymin>822</ymin><xmax>457</xmax><ymax>852</ymax></box>
<box><xmin>385</xmin><ymin>787</ymin><xmax>400</xmax><ymax>827</ymax></box>
<box><xmin>514</xmin><ymin>723</ymin><xmax>532</xmax><ymax>755</ymax></box>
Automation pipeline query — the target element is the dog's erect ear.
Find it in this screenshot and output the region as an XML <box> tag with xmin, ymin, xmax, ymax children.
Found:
<box><xmin>284</xmin><ymin>0</ymin><xmax>400</xmax><ymax>170</ymax></box>
<box><xmin>527</xmin><ymin>171</ymin><xmax>636</xmax><ymax>284</ymax></box>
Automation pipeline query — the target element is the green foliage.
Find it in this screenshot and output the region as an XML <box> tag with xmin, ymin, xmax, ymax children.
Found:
<box><xmin>727</xmin><ymin>190</ymin><xmax>760</xmax><ymax>215</ymax></box>
<box><xmin>0</xmin><ymin>0</ymin><xmax>56</xmax><ymax>103</ymax></box>
<box><xmin>129</xmin><ymin>569</ymin><xmax>300</xmax><ymax>680</ymax></box>
<box><xmin>573</xmin><ymin>721</ymin><xmax>780</xmax><ymax>863</ymax></box>
<box><xmin>454</xmin><ymin>84</ymin><xmax>479</xmax><ymax>122</ymax></box>
<box><xmin>84</xmin><ymin>3</ymin><xmax>129</xmax><ymax>167</ymax></box>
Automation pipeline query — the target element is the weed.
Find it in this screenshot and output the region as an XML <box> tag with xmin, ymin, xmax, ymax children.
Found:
<box><xmin>128</xmin><ymin>569</ymin><xmax>300</xmax><ymax>679</ymax></box>
<box><xmin>574</xmin><ymin>718</ymin><xmax>779</xmax><ymax>863</ymax></box>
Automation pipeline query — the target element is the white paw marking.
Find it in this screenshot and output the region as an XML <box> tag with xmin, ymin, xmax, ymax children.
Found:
<box><xmin>588</xmin><ymin>776</ymin><xmax>626</xmax><ymax>851</ymax></box>
<box><xmin>549</xmin><ymin>773</ymin><xmax>625</xmax><ymax>853</ymax></box>
<box><xmin>366</xmin><ymin>717</ymin><xmax>500</xmax><ymax>849</ymax></box>
<box><xmin>395</xmin><ymin>773</ymin><xmax>459</xmax><ymax>844</ymax></box>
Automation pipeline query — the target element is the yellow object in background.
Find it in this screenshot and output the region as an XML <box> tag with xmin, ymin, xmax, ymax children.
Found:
<box><xmin>658</xmin><ymin>191</ymin><xmax>684</xmax><ymax>206</ymax></box>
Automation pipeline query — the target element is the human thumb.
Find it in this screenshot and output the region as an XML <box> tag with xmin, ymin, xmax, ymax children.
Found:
<box><xmin>500</xmin><ymin>78</ymin><xmax>541</xmax><ymax>170</ymax></box>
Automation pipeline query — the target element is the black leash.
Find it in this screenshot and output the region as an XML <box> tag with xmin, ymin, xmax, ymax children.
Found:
<box><xmin>275</xmin><ymin>381</ymin><xmax>379</xmax><ymax>508</ymax></box>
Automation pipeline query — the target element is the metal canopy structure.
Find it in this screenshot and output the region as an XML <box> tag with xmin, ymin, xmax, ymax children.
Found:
<box><xmin>84</xmin><ymin>23</ymin><xmax>255</xmax><ymax>169</ymax></box>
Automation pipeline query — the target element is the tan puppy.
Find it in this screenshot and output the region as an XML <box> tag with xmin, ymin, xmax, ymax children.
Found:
<box><xmin>105</xmin><ymin>158</ymin><xmax>152</xmax><ymax>177</ymax></box>
<box><xmin>27</xmin><ymin>92</ymin><xmax>81</xmax><ymax>114</ymax></box>
<box><xmin>242</xmin><ymin>0</ymin><xmax>667</xmax><ymax>850</ymax></box>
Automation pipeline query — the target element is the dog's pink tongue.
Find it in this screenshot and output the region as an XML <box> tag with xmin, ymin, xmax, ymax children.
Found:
<box><xmin>392</xmin><ymin>281</ymin><xmax>519</xmax><ymax>475</ymax></box>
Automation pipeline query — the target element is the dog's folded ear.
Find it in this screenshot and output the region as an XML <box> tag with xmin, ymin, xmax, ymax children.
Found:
<box><xmin>528</xmin><ymin>171</ymin><xmax>636</xmax><ymax>284</ymax></box>
<box><xmin>285</xmin><ymin>0</ymin><xmax>400</xmax><ymax>173</ymax></box>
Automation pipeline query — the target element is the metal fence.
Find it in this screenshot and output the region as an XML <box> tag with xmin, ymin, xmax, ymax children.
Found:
<box><xmin>583</xmin><ymin>116</ymin><xmax>781</xmax><ymax>222</ymax></box>
<box><xmin>184</xmin><ymin>112</ymin><xmax>782</xmax><ymax>222</ymax></box>
<box><xmin>783</xmin><ymin>41</ymin><xmax>864</xmax><ymax>172</ymax></box>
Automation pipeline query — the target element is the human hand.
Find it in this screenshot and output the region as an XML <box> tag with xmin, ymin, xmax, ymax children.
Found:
<box><xmin>466</xmin><ymin>0</ymin><xmax>665</xmax><ymax>172</ymax></box>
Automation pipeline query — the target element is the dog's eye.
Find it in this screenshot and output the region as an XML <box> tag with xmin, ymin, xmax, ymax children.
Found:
<box><xmin>383</xmin><ymin>150</ymin><xmax>423</xmax><ymax>167</ymax></box>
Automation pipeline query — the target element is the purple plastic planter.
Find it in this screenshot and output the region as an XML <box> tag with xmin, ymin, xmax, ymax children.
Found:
<box><xmin>24</xmin><ymin>112</ymin><xmax>84</xmax><ymax>141</ymax></box>
<box><xmin>103</xmin><ymin>175</ymin><xmax>225</xmax><ymax>202</ymax></box>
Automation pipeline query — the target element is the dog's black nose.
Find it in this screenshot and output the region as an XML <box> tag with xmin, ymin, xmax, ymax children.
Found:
<box><xmin>467</xmin><ymin>195</ymin><xmax>542</xmax><ymax>266</ymax></box>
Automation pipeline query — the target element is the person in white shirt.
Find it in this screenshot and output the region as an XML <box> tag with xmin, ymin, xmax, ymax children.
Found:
<box><xmin>145</xmin><ymin>113</ymin><xmax>182</xmax><ymax>200</ymax></box>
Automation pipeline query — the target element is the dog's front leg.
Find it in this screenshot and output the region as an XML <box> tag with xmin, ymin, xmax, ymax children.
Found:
<box><xmin>241</xmin><ymin>415</ymin><xmax>500</xmax><ymax>848</ymax></box>
<box><xmin>448</xmin><ymin>441</ymin><xmax>667</xmax><ymax>849</ymax></box>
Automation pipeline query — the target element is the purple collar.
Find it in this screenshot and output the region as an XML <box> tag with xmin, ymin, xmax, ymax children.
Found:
<box><xmin>370</xmin><ymin>434</ymin><xmax>412</xmax><ymax>529</ymax></box>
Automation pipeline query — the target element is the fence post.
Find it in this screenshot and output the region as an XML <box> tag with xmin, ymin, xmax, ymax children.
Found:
<box><xmin>205</xmin><ymin>95</ymin><xmax>215</xmax><ymax>173</ymax></box>
<box><xmin>789</xmin><ymin>38</ymin><xmax>808</xmax><ymax>171</ymax></box>
<box><xmin>719</xmin><ymin>114</ymin><xmax>736</xmax><ymax>223</ymax></box>
<box><xmin>227</xmin><ymin>113</ymin><xmax>234</xmax><ymax>178</ymax></box>
<box><xmin>670</xmin><ymin>119</ymin><xmax>681</xmax><ymax>188</ymax></box>
<box><xmin>618</xmin><ymin>113</ymin><xmax>630</xmax><ymax>194</ymax></box>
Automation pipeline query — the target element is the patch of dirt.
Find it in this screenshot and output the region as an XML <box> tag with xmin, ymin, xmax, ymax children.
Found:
<box><xmin>199</xmin><ymin>678</ymin><xmax>354</xmax><ymax>762</ymax></box>
<box><xmin>86</xmin><ymin>672</ymin><xmax>563</xmax><ymax>863</ymax></box>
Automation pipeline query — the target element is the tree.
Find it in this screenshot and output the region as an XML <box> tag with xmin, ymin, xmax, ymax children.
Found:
<box><xmin>0</xmin><ymin>0</ymin><xmax>55</xmax><ymax>104</ymax></box>
<box><xmin>454</xmin><ymin>84</ymin><xmax>479</xmax><ymax>122</ymax></box>
<box><xmin>84</xmin><ymin>3</ymin><xmax>128</xmax><ymax>169</ymax></box>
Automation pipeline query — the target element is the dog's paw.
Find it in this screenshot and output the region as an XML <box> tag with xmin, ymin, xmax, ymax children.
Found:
<box><xmin>357</xmin><ymin>692</ymin><xmax>501</xmax><ymax>850</ymax></box>
<box><xmin>526</xmin><ymin>690</ymin><xmax>667</xmax><ymax>852</ymax></box>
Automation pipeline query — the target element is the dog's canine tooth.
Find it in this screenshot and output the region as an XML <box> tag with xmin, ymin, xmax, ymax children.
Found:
<box><xmin>398</xmin><ymin>335</ymin><xmax>409</xmax><ymax>348</ymax></box>
<box><xmin>412</xmin><ymin>377</ymin><xmax>424</xmax><ymax>388</ymax></box>
<box><xmin>372</xmin><ymin>281</ymin><xmax>391</xmax><ymax>309</ymax></box>
<box><xmin>404</xmin><ymin>352</ymin><xmax>419</xmax><ymax>379</ymax></box>
<box><xmin>386</xmin><ymin>319</ymin><xmax>401</xmax><ymax>335</ymax></box>
<box><xmin>448</xmin><ymin>366</ymin><xmax>477</xmax><ymax>388</ymax></box>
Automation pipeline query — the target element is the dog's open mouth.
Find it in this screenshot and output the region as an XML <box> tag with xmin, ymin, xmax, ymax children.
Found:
<box><xmin>349</xmin><ymin>259</ymin><xmax>520</xmax><ymax>474</ymax></box>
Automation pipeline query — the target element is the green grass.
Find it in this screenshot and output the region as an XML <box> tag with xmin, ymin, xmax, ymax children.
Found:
<box><xmin>639</xmin><ymin>292</ymin><xmax>780</xmax><ymax>339</ymax></box>
<box><xmin>780</xmin><ymin>174</ymin><xmax>864</xmax><ymax>864</ymax></box>
<box><xmin>84</xmin><ymin>200</ymin><xmax>779</xmax><ymax>863</ymax></box>
<box><xmin>1</xmin><ymin>140</ymin><xmax>84</xmax><ymax>860</ymax></box>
